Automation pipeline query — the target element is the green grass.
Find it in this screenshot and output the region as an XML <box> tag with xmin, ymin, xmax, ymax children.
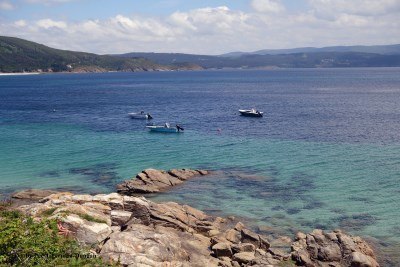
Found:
<box><xmin>57</xmin><ymin>210</ymin><xmax>107</xmax><ymax>224</ymax></box>
<box><xmin>76</xmin><ymin>213</ymin><xmax>107</xmax><ymax>224</ymax></box>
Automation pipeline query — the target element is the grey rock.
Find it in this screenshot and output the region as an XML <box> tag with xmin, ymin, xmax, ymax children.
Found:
<box><xmin>116</xmin><ymin>168</ymin><xmax>209</xmax><ymax>195</ymax></box>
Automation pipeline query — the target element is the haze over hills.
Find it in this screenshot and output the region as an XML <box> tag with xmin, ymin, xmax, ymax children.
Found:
<box><xmin>221</xmin><ymin>44</ymin><xmax>400</xmax><ymax>57</ymax></box>
<box><xmin>1</xmin><ymin>36</ymin><xmax>400</xmax><ymax>73</ymax></box>
<box><xmin>119</xmin><ymin>50</ymin><xmax>400</xmax><ymax>69</ymax></box>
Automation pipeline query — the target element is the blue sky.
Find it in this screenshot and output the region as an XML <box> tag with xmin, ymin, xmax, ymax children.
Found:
<box><xmin>0</xmin><ymin>0</ymin><xmax>399</xmax><ymax>54</ymax></box>
<box><xmin>1</xmin><ymin>0</ymin><xmax>309</xmax><ymax>20</ymax></box>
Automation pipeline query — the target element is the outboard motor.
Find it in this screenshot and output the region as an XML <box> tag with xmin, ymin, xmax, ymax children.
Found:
<box><xmin>176</xmin><ymin>125</ymin><xmax>184</xmax><ymax>132</ymax></box>
<box><xmin>147</xmin><ymin>113</ymin><xmax>153</xmax><ymax>120</ymax></box>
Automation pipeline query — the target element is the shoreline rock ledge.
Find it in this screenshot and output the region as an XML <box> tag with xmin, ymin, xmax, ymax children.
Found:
<box><xmin>14</xmin><ymin>191</ymin><xmax>381</xmax><ymax>267</ymax></box>
<box><xmin>116</xmin><ymin>168</ymin><xmax>209</xmax><ymax>195</ymax></box>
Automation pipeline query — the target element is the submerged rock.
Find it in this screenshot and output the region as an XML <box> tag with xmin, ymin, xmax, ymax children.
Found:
<box><xmin>116</xmin><ymin>168</ymin><xmax>209</xmax><ymax>195</ymax></box>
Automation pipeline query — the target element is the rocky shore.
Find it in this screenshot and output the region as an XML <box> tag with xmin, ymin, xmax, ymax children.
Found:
<box><xmin>12</xmin><ymin>168</ymin><xmax>380</xmax><ymax>267</ymax></box>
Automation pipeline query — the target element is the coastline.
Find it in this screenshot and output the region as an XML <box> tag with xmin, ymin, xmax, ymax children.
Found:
<box><xmin>1</xmin><ymin>66</ymin><xmax>400</xmax><ymax>77</ymax></box>
<box><xmin>0</xmin><ymin>72</ymin><xmax>41</xmax><ymax>76</ymax></box>
<box><xmin>5</xmin><ymin>168</ymin><xmax>382</xmax><ymax>267</ymax></box>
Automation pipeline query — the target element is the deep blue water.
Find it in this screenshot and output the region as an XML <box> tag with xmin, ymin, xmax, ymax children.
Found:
<box><xmin>1</xmin><ymin>68</ymin><xmax>400</xmax><ymax>264</ymax></box>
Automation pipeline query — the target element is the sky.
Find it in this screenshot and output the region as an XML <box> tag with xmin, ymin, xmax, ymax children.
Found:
<box><xmin>0</xmin><ymin>0</ymin><xmax>399</xmax><ymax>55</ymax></box>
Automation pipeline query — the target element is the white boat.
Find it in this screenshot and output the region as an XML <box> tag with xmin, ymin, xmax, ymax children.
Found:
<box><xmin>146</xmin><ymin>123</ymin><xmax>184</xmax><ymax>133</ymax></box>
<box><xmin>239</xmin><ymin>108</ymin><xmax>263</xmax><ymax>117</ymax></box>
<box><xmin>128</xmin><ymin>111</ymin><xmax>153</xmax><ymax>120</ymax></box>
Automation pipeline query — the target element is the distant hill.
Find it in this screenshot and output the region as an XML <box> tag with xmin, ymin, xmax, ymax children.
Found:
<box><xmin>0</xmin><ymin>36</ymin><xmax>180</xmax><ymax>73</ymax></box>
<box><xmin>1</xmin><ymin>36</ymin><xmax>399</xmax><ymax>73</ymax></box>
<box><xmin>119</xmin><ymin>51</ymin><xmax>400</xmax><ymax>69</ymax></box>
<box><xmin>117</xmin><ymin>52</ymin><xmax>229</xmax><ymax>69</ymax></box>
<box><xmin>221</xmin><ymin>44</ymin><xmax>400</xmax><ymax>57</ymax></box>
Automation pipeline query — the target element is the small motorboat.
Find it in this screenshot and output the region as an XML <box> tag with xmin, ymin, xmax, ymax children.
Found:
<box><xmin>146</xmin><ymin>123</ymin><xmax>184</xmax><ymax>133</ymax></box>
<box><xmin>239</xmin><ymin>108</ymin><xmax>263</xmax><ymax>117</ymax></box>
<box><xmin>128</xmin><ymin>111</ymin><xmax>153</xmax><ymax>120</ymax></box>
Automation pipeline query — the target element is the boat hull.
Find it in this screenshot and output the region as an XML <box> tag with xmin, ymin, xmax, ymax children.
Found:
<box><xmin>239</xmin><ymin>110</ymin><xmax>263</xmax><ymax>117</ymax></box>
<box><xmin>146</xmin><ymin>126</ymin><xmax>182</xmax><ymax>133</ymax></box>
<box><xmin>128</xmin><ymin>113</ymin><xmax>152</xmax><ymax>120</ymax></box>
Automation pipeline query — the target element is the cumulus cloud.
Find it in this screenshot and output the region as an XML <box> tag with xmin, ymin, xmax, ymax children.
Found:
<box><xmin>14</xmin><ymin>20</ymin><xmax>27</xmax><ymax>27</ymax></box>
<box><xmin>308</xmin><ymin>0</ymin><xmax>400</xmax><ymax>18</ymax></box>
<box><xmin>251</xmin><ymin>0</ymin><xmax>285</xmax><ymax>13</ymax></box>
<box><xmin>36</xmin><ymin>19</ymin><xmax>67</xmax><ymax>29</ymax></box>
<box><xmin>0</xmin><ymin>4</ymin><xmax>399</xmax><ymax>54</ymax></box>
<box><xmin>0</xmin><ymin>1</ymin><xmax>14</xmax><ymax>10</ymax></box>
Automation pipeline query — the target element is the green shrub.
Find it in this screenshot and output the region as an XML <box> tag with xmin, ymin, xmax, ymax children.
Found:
<box><xmin>0</xmin><ymin>210</ymin><xmax>110</xmax><ymax>266</ymax></box>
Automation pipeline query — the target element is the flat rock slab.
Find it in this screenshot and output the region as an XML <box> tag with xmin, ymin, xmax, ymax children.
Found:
<box><xmin>116</xmin><ymin>168</ymin><xmax>209</xmax><ymax>195</ymax></box>
<box><xmin>12</xmin><ymin>189</ymin><xmax>59</xmax><ymax>200</ymax></box>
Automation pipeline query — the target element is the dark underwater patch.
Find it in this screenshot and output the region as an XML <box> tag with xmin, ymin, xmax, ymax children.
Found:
<box><xmin>303</xmin><ymin>198</ymin><xmax>325</xmax><ymax>210</ymax></box>
<box><xmin>39</xmin><ymin>170</ymin><xmax>60</xmax><ymax>177</ymax></box>
<box><xmin>335</xmin><ymin>213</ymin><xmax>378</xmax><ymax>231</ymax></box>
<box><xmin>68</xmin><ymin>162</ymin><xmax>120</xmax><ymax>188</ymax></box>
<box><xmin>348</xmin><ymin>196</ymin><xmax>372</xmax><ymax>203</ymax></box>
<box><xmin>330</xmin><ymin>208</ymin><xmax>346</xmax><ymax>214</ymax></box>
<box><xmin>286</xmin><ymin>208</ymin><xmax>302</xmax><ymax>215</ymax></box>
<box><xmin>297</xmin><ymin>217</ymin><xmax>332</xmax><ymax>230</ymax></box>
<box><xmin>271</xmin><ymin>205</ymin><xmax>285</xmax><ymax>211</ymax></box>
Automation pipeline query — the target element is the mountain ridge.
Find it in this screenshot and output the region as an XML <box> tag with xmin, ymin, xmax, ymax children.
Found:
<box><xmin>220</xmin><ymin>44</ymin><xmax>400</xmax><ymax>57</ymax></box>
<box><xmin>0</xmin><ymin>36</ymin><xmax>200</xmax><ymax>73</ymax></box>
<box><xmin>1</xmin><ymin>36</ymin><xmax>400</xmax><ymax>73</ymax></box>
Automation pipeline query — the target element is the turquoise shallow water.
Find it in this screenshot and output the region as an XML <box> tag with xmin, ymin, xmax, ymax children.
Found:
<box><xmin>0</xmin><ymin>69</ymin><xmax>400</xmax><ymax>264</ymax></box>
<box><xmin>1</xmin><ymin>122</ymin><xmax>399</xmax><ymax>241</ymax></box>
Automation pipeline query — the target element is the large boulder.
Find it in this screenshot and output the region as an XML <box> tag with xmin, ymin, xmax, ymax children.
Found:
<box><xmin>212</xmin><ymin>242</ymin><xmax>233</xmax><ymax>258</ymax></box>
<box><xmin>351</xmin><ymin>252</ymin><xmax>380</xmax><ymax>267</ymax></box>
<box><xmin>291</xmin><ymin>229</ymin><xmax>380</xmax><ymax>267</ymax></box>
<box><xmin>233</xmin><ymin>252</ymin><xmax>255</xmax><ymax>265</ymax></box>
<box><xmin>100</xmin><ymin>224</ymin><xmax>218</xmax><ymax>267</ymax></box>
<box><xmin>241</xmin><ymin>228</ymin><xmax>270</xmax><ymax>250</ymax></box>
<box><xmin>116</xmin><ymin>168</ymin><xmax>209</xmax><ymax>195</ymax></box>
<box><xmin>61</xmin><ymin>214</ymin><xmax>112</xmax><ymax>245</ymax></box>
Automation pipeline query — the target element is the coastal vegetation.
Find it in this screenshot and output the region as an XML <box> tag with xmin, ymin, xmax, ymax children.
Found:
<box><xmin>0</xmin><ymin>207</ymin><xmax>107</xmax><ymax>266</ymax></box>
<box><xmin>1</xmin><ymin>35</ymin><xmax>400</xmax><ymax>73</ymax></box>
<box><xmin>0</xmin><ymin>36</ymin><xmax>169</xmax><ymax>73</ymax></box>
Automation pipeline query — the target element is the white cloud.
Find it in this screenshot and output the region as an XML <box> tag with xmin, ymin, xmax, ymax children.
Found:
<box><xmin>36</xmin><ymin>19</ymin><xmax>67</xmax><ymax>29</ymax></box>
<box><xmin>308</xmin><ymin>0</ymin><xmax>400</xmax><ymax>18</ymax></box>
<box><xmin>251</xmin><ymin>0</ymin><xmax>285</xmax><ymax>13</ymax></box>
<box><xmin>14</xmin><ymin>20</ymin><xmax>27</xmax><ymax>27</ymax></box>
<box><xmin>0</xmin><ymin>4</ymin><xmax>399</xmax><ymax>54</ymax></box>
<box><xmin>0</xmin><ymin>1</ymin><xmax>14</xmax><ymax>10</ymax></box>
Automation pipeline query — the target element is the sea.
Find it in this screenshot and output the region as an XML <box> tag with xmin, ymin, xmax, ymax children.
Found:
<box><xmin>1</xmin><ymin>68</ymin><xmax>399</xmax><ymax>264</ymax></box>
